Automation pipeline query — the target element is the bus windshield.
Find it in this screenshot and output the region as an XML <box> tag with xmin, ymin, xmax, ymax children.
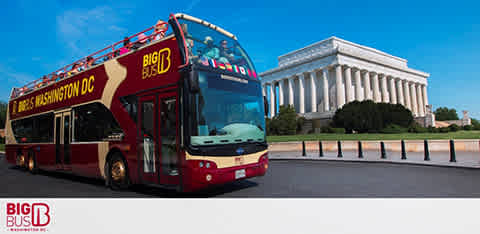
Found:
<box><xmin>178</xmin><ymin>18</ymin><xmax>257</xmax><ymax>79</ymax></box>
<box><xmin>190</xmin><ymin>71</ymin><xmax>266</xmax><ymax>146</ymax></box>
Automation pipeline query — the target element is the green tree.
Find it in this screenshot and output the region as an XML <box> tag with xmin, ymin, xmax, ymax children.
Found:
<box><xmin>266</xmin><ymin>105</ymin><xmax>304</xmax><ymax>135</ymax></box>
<box><xmin>471</xmin><ymin>118</ymin><xmax>480</xmax><ymax>130</ymax></box>
<box><xmin>434</xmin><ymin>107</ymin><xmax>459</xmax><ymax>121</ymax></box>
<box><xmin>0</xmin><ymin>101</ymin><xmax>7</xmax><ymax>128</ymax></box>
<box><xmin>333</xmin><ymin>100</ymin><xmax>413</xmax><ymax>133</ymax></box>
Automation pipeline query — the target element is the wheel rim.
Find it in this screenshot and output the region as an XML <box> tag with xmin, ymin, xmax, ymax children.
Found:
<box><xmin>19</xmin><ymin>155</ymin><xmax>25</xmax><ymax>167</ymax></box>
<box><xmin>111</xmin><ymin>161</ymin><xmax>126</xmax><ymax>182</ymax></box>
<box><xmin>28</xmin><ymin>157</ymin><xmax>34</xmax><ymax>171</ymax></box>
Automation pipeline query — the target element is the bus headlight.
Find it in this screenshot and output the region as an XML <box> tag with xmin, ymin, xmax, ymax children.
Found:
<box><xmin>206</xmin><ymin>162</ymin><xmax>211</xmax><ymax>168</ymax></box>
<box><xmin>199</xmin><ymin>162</ymin><xmax>204</xmax><ymax>168</ymax></box>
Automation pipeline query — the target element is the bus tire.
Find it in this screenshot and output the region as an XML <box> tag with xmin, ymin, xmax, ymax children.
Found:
<box><xmin>108</xmin><ymin>153</ymin><xmax>130</xmax><ymax>190</ymax></box>
<box><xmin>27</xmin><ymin>151</ymin><xmax>38</xmax><ymax>174</ymax></box>
<box><xmin>17</xmin><ymin>153</ymin><xmax>26</xmax><ymax>170</ymax></box>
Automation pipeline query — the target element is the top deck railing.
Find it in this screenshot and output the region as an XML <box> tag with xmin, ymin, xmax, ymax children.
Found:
<box><xmin>10</xmin><ymin>21</ymin><xmax>170</xmax><ymax>99</ymax></box>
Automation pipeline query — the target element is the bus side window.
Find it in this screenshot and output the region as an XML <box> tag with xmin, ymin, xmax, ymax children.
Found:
<box><xmin>73</xmin><ymin>103</ymin><xmax>123</xmax><ymax>142</ymax></box>
<box><xmin>120</xmin><ymin>95</ymin><xmax>138</xmax><ymax>123</ymax></box>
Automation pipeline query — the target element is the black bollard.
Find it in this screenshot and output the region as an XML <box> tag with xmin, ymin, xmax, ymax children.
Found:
<box><xmin>337</xmin><ymin>141</ymin><xmax>343</xmax><ymax>158</ymax></box>
<box><xmin>319</xmin><ymin>141</ymin><xmax>324</xmax><ymax>157</ymax></box>
<box><xmin>424</xmin><ymin>139</ymin><xmax>430</xmax><ymax>161</ymax></box>
<box><xmin>401</xmin><ymin>140</ymin><xmax>407</xmax><ymax>160</ymax></box>
<box><xmin>449</xmin><ymin>140</ymin><xmax>456</xmax><ymax>162</ymax></box>
<box><xmin>358</xmin><ymin>141</ymin><xmax>363</xmax><ymax>158</ymax></box>
<box><xmin>302</xmin><ymin>141</ymin><xmax>306</xmax><ymax>157</ymax></box>
<box><xmin>380</xmin><ymin>141</ymin><xmax>386</xmax><ymax>159</ymax></box>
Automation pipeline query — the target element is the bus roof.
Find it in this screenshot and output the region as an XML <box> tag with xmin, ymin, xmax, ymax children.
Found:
<box><xmin>174</xmin><ymin>13</ymin><xmax>237</xmax><ymax>41</ymax></box>
<box><xmin>9</xmin><ymin>13</ymin><xmax>237</xmax><ymax>100</ymax></box>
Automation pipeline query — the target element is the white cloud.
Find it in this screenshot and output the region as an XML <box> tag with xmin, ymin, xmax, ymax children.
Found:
<box><xmin>186</xmin><ymin>0</ymin><xmax>201</xmax><ymax>12</ymax></box>
<box><xmin>56</xmin><ymin>6</ymin><xmax>126</xmax><ymax>58</ymax></box>
<box><xmin>0</xmin><ymin>64</ymin><xmax>35</xmax><ymax>86</ymax></box>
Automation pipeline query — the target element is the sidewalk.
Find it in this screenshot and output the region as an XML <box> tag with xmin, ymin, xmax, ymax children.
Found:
<box><xmin>269</xmin><ymin>150</ymin><xmax>480</xmax><ymax>169</ymax></box>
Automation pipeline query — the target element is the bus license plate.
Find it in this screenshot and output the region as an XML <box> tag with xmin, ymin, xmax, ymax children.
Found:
<box><xmin>235</xmin><ymin>169</ymin><xmax>246</xmax><ymax>179</ymax></box>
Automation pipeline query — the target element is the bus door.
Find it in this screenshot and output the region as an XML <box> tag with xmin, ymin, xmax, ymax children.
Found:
<box><xmin>54</xmin><ymin>110</ymin><xmax>72</xmax><ymax>171</ymax></box>
<box><xmin>138</xmin><ymin>92</ymin><xmax>180</xmax><ymax>186</ymax></box>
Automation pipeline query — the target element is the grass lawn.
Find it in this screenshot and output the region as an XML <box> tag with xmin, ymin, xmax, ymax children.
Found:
<box><xmin>0</xmin><ymin>144</ymin><xmax>4</xmax><ymax>151</ymax></box>
<box><xmin>267</xmin><ymin>131</ymin><xmax>480</xmax><ymax>142</ymax></box>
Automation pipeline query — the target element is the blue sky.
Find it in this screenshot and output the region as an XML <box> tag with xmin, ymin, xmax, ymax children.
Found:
<box><xmin>1</xmin><ymin>0</ymin><xmax>479</xmax><ymax>118</ymax></box>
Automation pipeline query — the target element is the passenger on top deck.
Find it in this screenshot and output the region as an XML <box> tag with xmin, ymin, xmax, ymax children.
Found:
<box><xmin>86</xmin><ymin>56</ymin><xmax>96</xmax><ymax>69</ymax></box>
<box><xmin>201</xmin><ymin>36</ymin><xmax>219</xmax><ymax>60</ymax></box>
<box><xmin>186</xmin><ymin>39</ymin><xmax>199</xmax><ymax>61</ymax></box>
<box><xmin>132</xmin><ymin>33</ymin><xmax>149</xmax><ymax>50</ymax></box>
<box><xmin>153</xmin><ymin>20</ymin><xmax>167</xmax><ymax>41</ymax></box>
<box><xmin>218</xmin><ymin>40</ymin><xmax>234</xmax><ymax>64</ymax></box>
<box><xmin>68</xmin><ymin>63</ymin><xmax>81</xmax><ymax>76</ymax></box>
<box><xmin>119</xmin><ymin>37</ymin><xmax>131</xmax><ymax>55</ymax></box>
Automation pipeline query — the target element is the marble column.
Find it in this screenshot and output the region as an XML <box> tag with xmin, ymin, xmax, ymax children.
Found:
<box><xmin>396</xmin><ymin>79</ymin><xmax>404</xmax><ymax>105</ymax></box>
<box><xmin>344</xmin><ymin>66</ymin><xmax>354</xmax><ymax>103</ymax></box>
<box><xmin>416</xmin><ymin>83</ymin><xmax>424</xmax><ymax>116</ymax></box>
<box><xmin>410</xmin><ymin>82</ymin><xmax>418</xmax><ymax>116</ymax></box>
<box><xmin>372</xmin><ymin>73</ymin><xmax>381</xmax><ymax>102</ymax></box>
<box><xmin>335</xmin><ymin>65</ymin><xmax>345</xmax><ymax>108</ymax></box>
<box><xmin>403</xmin><ymin>80</ymin><xmax>412</xmax><ymax>111</ymax></box>
<box><xmin>268</xmin><ymin>83</ymin><xmax>275</xmax><ymax>118</ymax></box>
<box><xmin>298</xmin><ymin>73</ymin><xmax>305</xmax><ymax>114</ymax></box>
<box><xmin>354</xmin><ymin>68</ymin><xmax>363</xmax><ymax>101</ymax></box>
<box><xmin>262</xmin><ymin>84</ymin><xmax>266</xmax><ymax>97</ymax></box>
<box><xmin>362</xmin><ymin>71</ymin><xmax>372</xmax><ymax>100</ymax></box>
<box><xmin>422</xmin><ymin>84</ymin><xmax>429</xmax><ymax>107</ymax></box>
<box><xmin>278</xmin><ymin>79</ymin><xmax>284</xmax><ymax>107</ymax></box>
<box><xmin>380</xmin><ymin>74</ymin><xmax>389</xmax><ymax>103</ymax></box>
<box><xmin>310</xmin><ymin>71</ymin><xmax>318</xmax><ymax>113</ymax></box>
<box><xmin>288</xmin><ymin>77</ymin><xmax>294</xmax><ymax>108</ymax></box>
<box><xmin>389</xmin><ymin>77</ymin><xmax>397</xmax><ymax>104</ymax></box>
<box><xmin>322</xmin><ymin>68</ymin><xmax>330</xmax><ymax>111</ymax></box>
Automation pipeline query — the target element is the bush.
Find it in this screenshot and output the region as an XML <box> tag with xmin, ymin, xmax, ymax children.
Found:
<box><xmin>408</xmin><ymin>123</ymin><xmax>428</xmax><ymax>133</ymax></box>
<box><xmin>296</xmin><ymin>116</ymin><xmax>306</xmax><ymax>133</ymax></box>
<box><xmin>427</xmin><ymin>126</ymin><xmax>439</xmax><ymax>133</ymax></box>
<box><xmin>0</xmin><ymin>137</ymin><xmax>4</xmax><ymax>144</ymax></box>
<box><xmin>332</xmin><ymin>128</ymin><xmax>346</xmax><ymax>134</ymax></box>
<box><xmin>439</xmin><ymin>127</ymin><xmax>450</xmax><ymax>133</ymax></box>
<box><xmin>381</xmin><ymin>124</ymin><xmax>408</xmax><ymax>134</ymax></box>
<box><xmin>332</xmin><ymin>100</ymin><xmax>413</xmax><ymax>133</ymax></box>
<box><xmin>463</xmin><ymin>125</ymin><xmax>473</xmax><ymax>131</ymax></box>
<box><xmin>448</xmin><ymin>124</ymin><xmax>460</xmax><ymax>132</ymax></box>
<box><xmin>320</xmin><ymin>126</ymin><xmax>333</xmax><ymax>133</ymax></box>
<box><xmin>266</xmin><ymin>105</ymin><xmax>306</xmax><ymax>135</ymax></box>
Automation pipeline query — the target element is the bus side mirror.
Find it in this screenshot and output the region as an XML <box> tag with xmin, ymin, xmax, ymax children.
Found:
<box><xmin>264</xmin><ymin>96</ymin><xmax>269</xmax><ymax>116</ymax></box>
<box><xmin>188</xmin><ymin>72</ymin><xmax>199</xmax><ymax>93</ymax></box>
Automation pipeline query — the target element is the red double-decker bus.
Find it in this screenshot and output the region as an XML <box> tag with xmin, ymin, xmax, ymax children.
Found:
<box><xmin>4</xmin><ymin>13</ymin><xmax>268</xmax><ymax>192</ymax></box>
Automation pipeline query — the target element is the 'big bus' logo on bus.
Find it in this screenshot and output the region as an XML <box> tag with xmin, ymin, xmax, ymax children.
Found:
<box><xmin>15</xmin><ymin>76</ymin><xmax>95</xmax><ymax>114</ymax></box>
<box><xmin>142</xmin><ymin>48</ymin><xmax>171</xmax><ymax>79</ymax></box>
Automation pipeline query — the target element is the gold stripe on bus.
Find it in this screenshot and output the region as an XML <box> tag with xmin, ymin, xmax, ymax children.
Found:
<box><xmin>98</xmin><ymin>142</ymin><xmax>109</xmax><ymax>179</ymax></box>
<box><xmin>185</xmin><ymin>150</ymin><xmax>267</xmax><ymax>169</ymax></box>
<box><xmin>5</xmin><ymin>103</ymin><xmax>17</xmax><ymax>145</ymax></box>
<box><xmin>102</xmin><ymin>59</ymin><xmax>127</xmax><ymax>108</ymax></box>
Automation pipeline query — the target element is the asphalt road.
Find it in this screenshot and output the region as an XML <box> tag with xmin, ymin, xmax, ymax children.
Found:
<box><xmin>2</xmin><ymin>153</ymin><xmax>480</xmax><ymax>197</ymax></box>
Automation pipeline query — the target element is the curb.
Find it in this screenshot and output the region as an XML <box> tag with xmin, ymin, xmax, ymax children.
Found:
<box><xmin>269</xmin><ymin>157</ymin><xmax>480</xmax><ymax>170</ymax></box>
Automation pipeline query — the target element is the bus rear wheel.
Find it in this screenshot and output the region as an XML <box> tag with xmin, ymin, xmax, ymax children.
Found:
<box><xmin>17</xmin><ymin>154</ymin><xmax>26</xmax><ymax>169</ymax></box>
<box><xmin>108</xmin><ymin>154</ymin><xmax>130</xmax><ymax>190</ymax></box>
<box><xmin>27</xmin><ymin>152</ymin><xmax>38</xmax><ymax>174</ymax></box>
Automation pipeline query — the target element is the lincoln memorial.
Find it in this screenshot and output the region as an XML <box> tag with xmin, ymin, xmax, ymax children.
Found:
<box><xmin>260</xmin><ymin>37</ymin><xmax>430</xmax><ymax>128</ymax></box>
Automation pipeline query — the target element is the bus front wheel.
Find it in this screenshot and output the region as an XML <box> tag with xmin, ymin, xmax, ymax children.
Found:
<box><xmin>107</xmin><ymin>153</ymin><xmax>130</xmax><ymax>190</ymax></box>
